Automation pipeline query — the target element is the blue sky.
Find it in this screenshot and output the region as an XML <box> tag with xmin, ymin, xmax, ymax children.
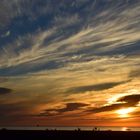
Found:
<box><xmin>0</xmin><ymin>0</ymin><xmax>140</xmax><ymax>126</ymax></box>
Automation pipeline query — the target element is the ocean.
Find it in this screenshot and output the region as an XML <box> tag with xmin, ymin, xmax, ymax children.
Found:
<box><xmin>1</xmin><ymin>126</ymin><xmax>140</xmax><ymax>131</ymax></box>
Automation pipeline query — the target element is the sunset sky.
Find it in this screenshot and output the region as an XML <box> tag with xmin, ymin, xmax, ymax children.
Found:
<box><xmin>0</xmin><ymin>0</ymin><xmax>140</xmax><ymax>127</ymax></box>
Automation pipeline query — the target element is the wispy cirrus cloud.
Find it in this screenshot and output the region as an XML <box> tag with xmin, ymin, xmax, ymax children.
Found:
<box><xmin>66</xmin><ymin>81</ymin><xmax>129</xmax><ymax>94</ymax></box>
<box><xmin>0</xmin><ymin>0</ymin><xmax>140</xmax><ymax>75</ymax></box>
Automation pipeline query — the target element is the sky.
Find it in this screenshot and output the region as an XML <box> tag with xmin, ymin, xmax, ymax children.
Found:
<box><xmin>0</xmin><ymin>0</ymin><xmax>140</xmax><ymax>127</ymax></box>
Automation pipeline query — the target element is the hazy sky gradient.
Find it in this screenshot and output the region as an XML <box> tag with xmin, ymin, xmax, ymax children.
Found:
<box><xmin>0</xmin><ymin>0</ymin><xmax>140</xmax><ymax>127</ymax></box>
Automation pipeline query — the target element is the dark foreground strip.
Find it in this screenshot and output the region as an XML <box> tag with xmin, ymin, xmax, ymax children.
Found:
<box><xmin>0</xmin><ymin>130</ymin><xmax>140</xmax><ymax>140</ymax></box>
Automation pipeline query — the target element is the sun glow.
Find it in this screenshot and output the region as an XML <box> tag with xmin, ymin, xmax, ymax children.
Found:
<box><xmin>116</xmin><ymin>108</ymin><xmax>135</xmax><ymax>118</ymax></box>
<box><xmin>121</xmin><ymin>127</ymin><xmax>130</xmax><ymax>131</ymax></box>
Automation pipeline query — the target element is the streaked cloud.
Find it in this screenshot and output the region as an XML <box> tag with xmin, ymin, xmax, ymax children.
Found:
<box><xmin>39</xmin><ymin>102</ymin><xmax>89</xmax><ymax>117</ymax></box>
<box><xmin>0</xmin><ymin>87</ymin><xmax>12</xmax><ymax>95</ymax></box>
<box><xmin>129</xmin><ymin>69</ymin><xmax>140</xmax><ymax>78</ymax></box>
<box><xmin>66</xmin><ymin>81</ymin><xmax>129</xmax><ymax>93</ymax></box>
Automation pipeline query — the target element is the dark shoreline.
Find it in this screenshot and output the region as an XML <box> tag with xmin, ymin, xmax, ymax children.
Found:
<box><xmin>0</xmin><ymin>130</ymin><xmax>140</xmax><ymax>140</ymax></box>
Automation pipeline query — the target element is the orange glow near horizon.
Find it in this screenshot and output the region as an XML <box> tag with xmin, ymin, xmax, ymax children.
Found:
<box><xmin>121</xmin><ymin>127</ymin><xmax>129</xmax><ymax>131</ymax></box>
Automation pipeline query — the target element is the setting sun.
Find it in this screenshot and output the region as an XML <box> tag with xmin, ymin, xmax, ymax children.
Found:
<box><xmin>116</xmin><ymin>108</ymin><xmax>135</xmax><ymax>118</ymax></box>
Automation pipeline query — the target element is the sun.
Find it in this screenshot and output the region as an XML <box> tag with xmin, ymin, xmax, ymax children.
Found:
<box><xmin>116</xmin><ymin>108</ymin><xmax>134</xmax><ymax>118</ymax></box>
